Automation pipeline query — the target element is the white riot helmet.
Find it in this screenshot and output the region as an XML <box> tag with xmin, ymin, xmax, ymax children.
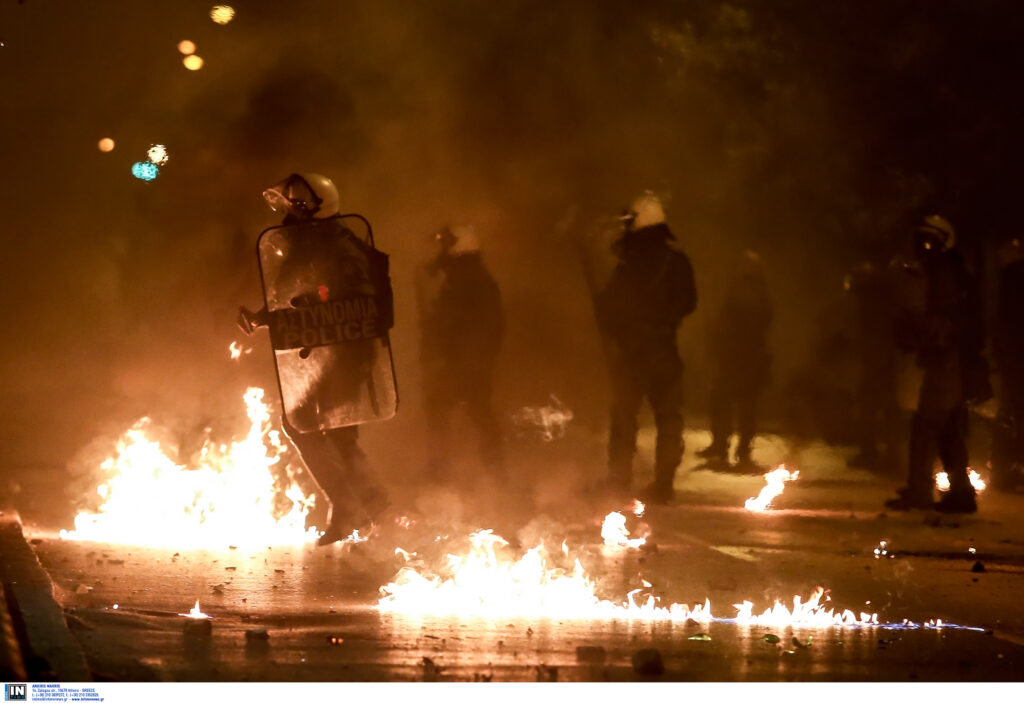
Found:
<box><xmin>263</xmin><ymin>172</ymin><xmax>340</xmax><ymax>220</ymax></box>
<box><xmin>434</xmin><ymin>224</ymin><xmax>481</xmax><ymax>256</ymax></box>
<box><xmin>621</xmin><ymin>191</ymin><xmax>666</xmax><ymax>230</ymax></box>
<box><xmin>915</xmin><ymin>214</ymin><xmax>956</xmax><ymax>252</ymax></box>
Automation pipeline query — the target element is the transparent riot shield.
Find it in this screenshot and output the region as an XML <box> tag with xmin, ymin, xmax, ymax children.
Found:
<box><xmin>257</xmin><ymin>215</ymin><xmax>398</xmax><ymax>432</ymax></box>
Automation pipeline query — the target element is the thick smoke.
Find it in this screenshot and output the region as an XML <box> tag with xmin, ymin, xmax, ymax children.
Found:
<box><xmin>2</xmin><ymin>0</ymin><xmax>1022</xmax><ymax>522</ymax></box>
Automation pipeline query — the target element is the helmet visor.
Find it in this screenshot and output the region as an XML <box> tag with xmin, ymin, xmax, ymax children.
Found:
<box><xmin>262</xmin><ymin>174</ymin><xmax>323</xmax><ymax>218</ymax></box>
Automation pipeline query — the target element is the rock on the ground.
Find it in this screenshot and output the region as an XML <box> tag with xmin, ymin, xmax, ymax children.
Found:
<box><xmin>632</xmin><ymin>648</ymin><xmax>665</xmax><ymax>675</ymax></box>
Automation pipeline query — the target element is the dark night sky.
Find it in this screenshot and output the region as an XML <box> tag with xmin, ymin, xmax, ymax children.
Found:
<box><xmin>2</xmin><ymin>1</ymin><xmax>1023</xmax><ymax>491</ymax></box>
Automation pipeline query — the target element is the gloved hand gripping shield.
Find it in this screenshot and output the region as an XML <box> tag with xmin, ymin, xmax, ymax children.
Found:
<box><xmin>257</xmin><ymin>215</ymin><xmax>398</xmax><ymax>432</ymax></box>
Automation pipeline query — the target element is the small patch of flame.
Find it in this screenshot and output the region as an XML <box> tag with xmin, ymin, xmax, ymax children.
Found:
<box><xmin>182</xmin><ymin>600</ymin><xmax>211</xmax><ymax>619</ymax></box>
<box><xmin>873</xmin><ymin>540</ymin><xmax>893</xmax><ymax>559</ymax></box>
<box><xmin>60</xmin><ymin>388</ymin><xmax>318</xmax><ymax>549</ymax></box>
<box><xmin>935</xmin><ymin>469</ymin><xmax>986</xmax><ymax>493</ymax></box>
<box><xmin>601</xmin><ymin>511</ymin><xmax>646</xmax><ymax>550</ymax></box>
<box><xmin>341</xmin><ymin>529</ymin><xmax>368</xmax><ymax>545</ymax></box>
<box><xmin>229</xmin><ymin>341</ymin><xmax>242</xmax><ymax>360</ymax></box>
<box><xmin>969</xmin><ymin>469</ymin><xmax>986</xmax><ymax>492</ymax></box>
<box><xmin>631</xmin><ymin>500</ymin><xmax>645</xmax><ymax>518</ymax></box>
<box><xmin>744</xmin><ymin>465</ymin><xmax>799</xmax><ymax>512</ymax></box>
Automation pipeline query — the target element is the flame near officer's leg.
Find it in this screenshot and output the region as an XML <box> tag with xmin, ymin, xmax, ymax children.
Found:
<box><xmin>61</xmin><ymin>388</ymin><xmax>319</xmax><ymax>549</ymax></box>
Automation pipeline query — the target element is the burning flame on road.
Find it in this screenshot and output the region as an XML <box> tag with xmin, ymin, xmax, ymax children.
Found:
<box><xmin>744</xmin><ymin>465</ymin><xmax>800</xmax><ymax>512</ymax></box>
<box><xmin>378</xmin><ymin>528</ymin><xmax>881</xmax><ymax>627</ymax></box>
<box><xmin>181</xmin><ymin>600</ymin><xmax>211</xmax><ymax>619</ymax></box>
<box><xmin>60</xmin><ymin>388</ymin><xmax>319</xmax><ymax>549</ymax></box>
<box><xmin>378</xmin><ymin>528</ymin><xmax>976</xmax><ymax>631</ymax></box>
<box><xmin>733</xmin><ymin>587</ymin><xmax>877</xmax><ymax>627</ymax></box>
<box><xmin>601</xmin><ymin>511</ymin><xmax>646</xmax><ymax>550</ymax></box>
<box><xmin>379</xmin><ymin>529</ymin><xmax>700</xmax><ymax>620</ymax></box>
<box><xmin>631</xmin><ymin>500</ymin><xmax>645</xmax><ymax>518</ymax></box>
<box><xmin>935</xmin><ymin>469</ymin><xmax>987</xmax><ymax>493</ymax></box>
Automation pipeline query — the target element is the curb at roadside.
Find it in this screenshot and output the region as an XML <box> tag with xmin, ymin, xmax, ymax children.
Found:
<box><xmin>0</xmin><ymin>512</ymin><xmax>90</xmax><ymax>681</ymax></box>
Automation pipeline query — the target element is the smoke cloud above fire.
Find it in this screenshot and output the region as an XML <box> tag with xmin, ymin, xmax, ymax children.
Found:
<box><xmin>2</xmin><ymin>1</ymin><xmax>1022</xmax><ymax>520</ymax></box>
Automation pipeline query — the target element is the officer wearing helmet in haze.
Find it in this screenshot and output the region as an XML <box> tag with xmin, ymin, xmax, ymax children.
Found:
<box><xmin>416</xmin><ymin>224</ymin><xmax>505</xmax><ymax>481</ymax></box>
<box><xmin>238</xmin><ymin>173</ymin><xmax>392</xmax><ymax>544</ymax></box>
<box><xmin>992</xmin><ymin>236</ymin><xmax>1024</xmax><ymax>489</ymax></box>
<box><xmin>594</xmin><ymin>192</ymin><xmax>697</xmax><ymax>503</ymax></box>
<box><xmin>845</xmin><ymin>251</ymin><xmax>901</xmax><ymax>471</ymax></box>
<box><xmin>886</xmin><ymin>214</ymin><xmax>990</xmax><ymax>513</ymax></box>
<box><xmin>699</xmin><ymin>249</ymin><xmax>772</xmax><ymax>471</ymax></box>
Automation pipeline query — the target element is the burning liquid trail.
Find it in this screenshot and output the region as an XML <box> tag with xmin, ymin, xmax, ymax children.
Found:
<box><xmin>744</xmin><ymin>465</ymin><xmax>799</xmax><ymax>512</ymax></box>
<box><xmin>378</xmin><ymin>529</ymin><xmax>980</xmax><ymax>631</ymax></box>
<box><xmin>61</xmin><ymin>388</ymin><xmax>318</xmax><ymax>549</ymax></box>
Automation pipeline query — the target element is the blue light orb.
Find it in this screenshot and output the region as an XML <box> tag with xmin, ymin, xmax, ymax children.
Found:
<box><xmin>131</xmin><ymin>161</ymin><xmax>159</xmax><ymax>181</ymax></box>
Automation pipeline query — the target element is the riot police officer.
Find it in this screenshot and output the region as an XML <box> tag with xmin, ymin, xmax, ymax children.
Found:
<box><xmin>594</xmin><ymin>192</ymin><xmax>697</xmax><ymax>503</ymax></box>
<box><xmin>699</xmin><ymin>250</ymin><xmax>772</xmax><ymax>471</ymax></box>
<box><xmin>886</xmin><ymin>215</ymin><xmax>989</xmax><ymax>513</ymax></box>
<box><xmin>239</xmin><ymin>173</ymin><xmax>394</xmax><ymax>544</ymax></box>
<box><xmin>416</xmin><ymin>225</ymin><xmax>505</xmax><ymax>481</ymax></box>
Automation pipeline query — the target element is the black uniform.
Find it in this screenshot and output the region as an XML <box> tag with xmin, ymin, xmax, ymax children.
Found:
<box><xmin>993</xmin><ymin>257</ymin><xmax>1024</xmax><ymax>488</ymax></box>
<box><xmin>703</xmin><ymin>257</ymin><xmax>772</xmax><ymax>466</ymax></box>
<box><xmin>419</xmin><ymin>248</ymin><xmax>505</xmax><ymax>478</ymax></box>
<box><xmin>893</xmin><ymin>247</ymin><xmax>987</xmax><ymax>511</ymax></box>
<box><xmin>594</xmin><ymin>223</ymin><xmax>697</xmax><ymax>499</ymax></box>
<box><xmin>848</xmin><ymin>261</ymin><xmax>901</xmax><ymax>469</ymax></box>
<box><xmin>243</xmin><ymin>213</ymin><xmax>393</xmax><ymax>544</ymax></box>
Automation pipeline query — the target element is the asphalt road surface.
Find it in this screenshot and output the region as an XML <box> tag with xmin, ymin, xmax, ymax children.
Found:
<box><xmin>15</xmin><ymin>429</ymin><xmax>1024</xmax><ymax>681</ymax></box>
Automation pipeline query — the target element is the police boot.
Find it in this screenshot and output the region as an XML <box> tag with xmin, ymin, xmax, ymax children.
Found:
<box><xmin>698</xmin><ymin>441</ymin><xmax>728</xmax><ymax>462</ymax></box>
<box><xmin>317</xmin><ymin>511</ymin><xmax>356</xmax><ymax>546</ymax></box>
<box><xmin>935</xmin><ymin>488</ymin><xmax>977</xmax><ymax>514</ymax></box>
<box><xmin>642</xmin><ymin>480</ymin><xmax>674</xmax><ymax>506</ymax></box>
<box><xmin>358</xmin><ymin>485</ymin><xmax>391</xmax><ymax>523</ymax></box>
<box><xmin>316</xmin><ymin>488</ymin><xmax>363</xmax><ymax>546</ymax></box>
<box><xmin>731</xmin><ymin>444</ymin><xmax>763</xmax><ymax>475</ymax></box>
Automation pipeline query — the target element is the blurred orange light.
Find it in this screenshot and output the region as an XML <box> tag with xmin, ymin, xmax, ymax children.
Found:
<box><xmin>210</xmin><ymin>5</ymin><xmax>235</xmax><ymax>24</ymax></box>
<box><xmin>183</xmin><ymin>55</ymin><xmax>204</xmax><ymax>71</ymax></box>
<box><xmin>177</xmin><ymin>40</ymin><xmax>196</xmax><ymax>55</ymax></box>
<box><xmin>97</xmin><ymin>138</ymin><xmax>115</xmax><ymax>152</ymax></box>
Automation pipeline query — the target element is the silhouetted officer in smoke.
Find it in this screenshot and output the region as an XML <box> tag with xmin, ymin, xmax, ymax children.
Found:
<box><xmin>238</xmin><ymin>173</ymin><xmax>392</xmax><ymax>545</ymax></box>
<box><xmin>845</xmin><ymin>255</ymin><xmax>901</xmax><ymax>471</ymax></box>
<box><xmin>698</xmin><ymin>250</ymin><xmax>772</xmax><ymax>471</ymax></box>
<box><xmin>417</xmin><ymin>225</ymin><xmax>505</xmax><ymax>481</ymax></box>
<box><xmin>886</xmin><ymin>215</ymin><xmax>990</xmax><ymax>513</ymax></box>
<box><xmin>992</xmin><ymin>237</ymin><xmax>1024</xmax><ymax>490</ymax></box>
<box><xmin>594</xmin><ymin>192</ymin><xmax>697</xmax><ymax>503</ymax></box>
